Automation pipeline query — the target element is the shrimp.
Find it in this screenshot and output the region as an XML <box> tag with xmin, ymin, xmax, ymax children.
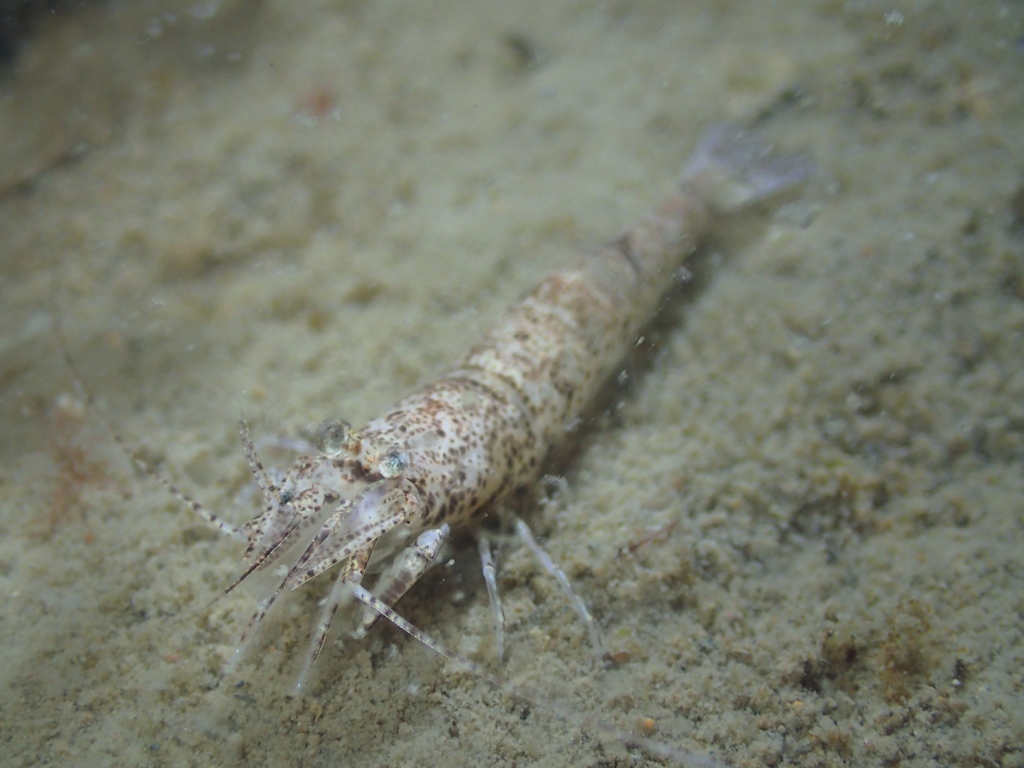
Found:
<box><xmin>168</xmin><ymin>123</ymin><xmax>814</xmax><ymax>689</ymax></box>
<box><xmin>62</xmin><ymin>124</ymin><xmax>814</xmax><ymax>702</ymax></box>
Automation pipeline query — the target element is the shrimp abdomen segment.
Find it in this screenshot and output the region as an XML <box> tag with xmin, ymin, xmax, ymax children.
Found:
<box><xmin>455</xmin><ymin>193</ymin><xmax>709</xmax><ymax>455</ymax></box>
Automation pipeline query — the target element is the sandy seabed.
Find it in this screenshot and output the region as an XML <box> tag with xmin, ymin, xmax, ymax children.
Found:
<box><xmin>1</xmin><ymin>1</ymin><xmax>1022</xmax><ymax>766</ymax></box>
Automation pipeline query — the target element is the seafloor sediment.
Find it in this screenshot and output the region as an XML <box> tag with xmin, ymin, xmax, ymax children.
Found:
<box><xmin>0</xmin><ymin>2</ymin><xmax>1021</xmax><ymax>766</ymax></box>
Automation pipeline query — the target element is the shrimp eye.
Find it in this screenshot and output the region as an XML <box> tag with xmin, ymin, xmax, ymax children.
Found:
<box><xmin>315</xmin><ymin>418</ymin><xmax>353</xmax><ymax>457</ymax></box>
<box><xmin>378</xmin><ymin>449</ymin><xmax>409</xmax><ymax>478</ymax></box>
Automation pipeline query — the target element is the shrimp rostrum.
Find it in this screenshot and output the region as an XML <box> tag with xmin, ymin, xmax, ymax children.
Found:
<box><xmin>183</xmin><ymin>124</ymin><xmax>815</xmax><ymax>687</ymax></box>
